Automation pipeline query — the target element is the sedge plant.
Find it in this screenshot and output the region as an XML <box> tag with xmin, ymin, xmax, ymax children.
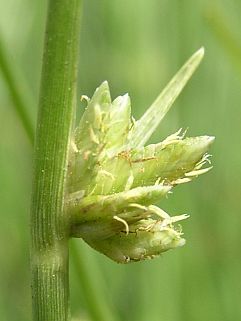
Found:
<box><xmin>30</xmin><ymin>0</ymin><xmax>214</xmax><ymax>320</ymax></box>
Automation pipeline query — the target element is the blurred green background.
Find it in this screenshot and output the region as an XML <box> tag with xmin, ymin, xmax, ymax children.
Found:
<box><xmin>0</xmin><ymin>0</ymin><xmax>241</xmax><ymax>320</ymax></box>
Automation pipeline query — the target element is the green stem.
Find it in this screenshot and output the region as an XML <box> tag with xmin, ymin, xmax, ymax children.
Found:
<box><xmin>1</xmin><ymin>4</ymin><xmax>119</xmax><ymax>321</ymax></box>
<box><xmin>31</xmin><ymin>1</ymin><xmax>81</xmax><ymax>320</ymax></box>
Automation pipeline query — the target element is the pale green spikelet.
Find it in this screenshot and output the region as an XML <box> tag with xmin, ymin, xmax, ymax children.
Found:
<box><xmin>65</xmin><ymin>48</ymin><xmax>214</xmax><ymax>263</ymax></box>
<box><xmin>84</xmin><ymin>219</ymin><xmax>187</xmax><ymax>264</ymax></box>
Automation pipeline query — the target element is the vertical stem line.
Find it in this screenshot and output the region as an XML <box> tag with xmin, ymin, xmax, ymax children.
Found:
<box><xmin>31</xmin><ymin>1</ymin><xmax>81</xmax><ymax>320</ymax></box>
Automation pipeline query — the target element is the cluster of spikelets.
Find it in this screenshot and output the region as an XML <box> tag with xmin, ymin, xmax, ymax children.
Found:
<box><xmin>65</xmin><ymin>48</ymin><xmax>214</xmax><ymax>263</ymax></box>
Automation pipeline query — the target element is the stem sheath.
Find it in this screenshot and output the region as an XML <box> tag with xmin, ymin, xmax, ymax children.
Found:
<box><xmin>31</xmin><ymin>1</ymin><xmax>81</xmax><ymax>320</ymax></box>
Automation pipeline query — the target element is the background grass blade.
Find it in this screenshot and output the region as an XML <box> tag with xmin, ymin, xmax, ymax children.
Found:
<box><xmin>0</xmin><ymin>35</ymin><xmax>35</xmax><ymax>144</ymax></box>
<box><xmin>205</xmin><ymin>5</ymin><xmax>241</xmax><ymax>77</ymax></box>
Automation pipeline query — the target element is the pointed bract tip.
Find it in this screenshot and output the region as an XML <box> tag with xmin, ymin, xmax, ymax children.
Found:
<box><xmin>197</xmin><ymin>46</ymin><xmax>205</xmax><ymax>57</ymax></box>
<box><xmin>122</xmin><ymin>93</ymin><xmax>130</xmax><ymax>104</ymax></box>
<box><xmin>194</xmin><ymin>135</ymin><xmax>215</xmax><ymax>150</ymax></box>
<box><xmin>112</xmin><ymin>93</ymin><xmax>130</xmax><ymax>108</ymax></box>
<box><xmin>98</xmin><ymin>80</ymin><xmax>109</xmax><ymax>90</ymax></box>
<box><xmin>207</xmin><ymin>135</ymin><xmax>215</xmax><ymax>144</ymax></box>
<box><xmin>191</xmin><ymin>47</ymin><xmax>205</xmax><ymax>64</ymax></box>
<box><xmin>197</xmin><ymin>135</ymin><xmax>215</xmax><ymax>145</ymax></box>
<box><xmin>95</xmin><ymin>80</ymin><xmax>109</xmax><ymax>94</ymax></box>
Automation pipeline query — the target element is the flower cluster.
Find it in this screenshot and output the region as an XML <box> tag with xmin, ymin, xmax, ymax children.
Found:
<box><xmin>65</xmin><ymin>48</ymin><xmax>214</xmax><ymax>263</ymax></box>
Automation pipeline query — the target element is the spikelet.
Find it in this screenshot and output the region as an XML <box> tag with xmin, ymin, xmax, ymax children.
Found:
<box><xmin>66</xmin><ymin>48</ymin><xmax>214</xmax><ymax>263</ymax></box>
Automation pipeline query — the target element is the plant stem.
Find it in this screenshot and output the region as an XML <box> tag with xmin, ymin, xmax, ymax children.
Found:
<box><xmin>1</xmin><ymin>4</ymin><xmax>119</xmax><ymax>321</ymax></box>
<box><xmin>31</xmin><ymin>1</ymin><xmax>81</xmax><ymax>320</ymax></box>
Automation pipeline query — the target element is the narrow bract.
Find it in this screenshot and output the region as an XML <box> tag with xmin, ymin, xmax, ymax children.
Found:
<box><xmin>66</xmin><ymin>48</ymin><xmax>214</xmax><ymax>263</ymax></box>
